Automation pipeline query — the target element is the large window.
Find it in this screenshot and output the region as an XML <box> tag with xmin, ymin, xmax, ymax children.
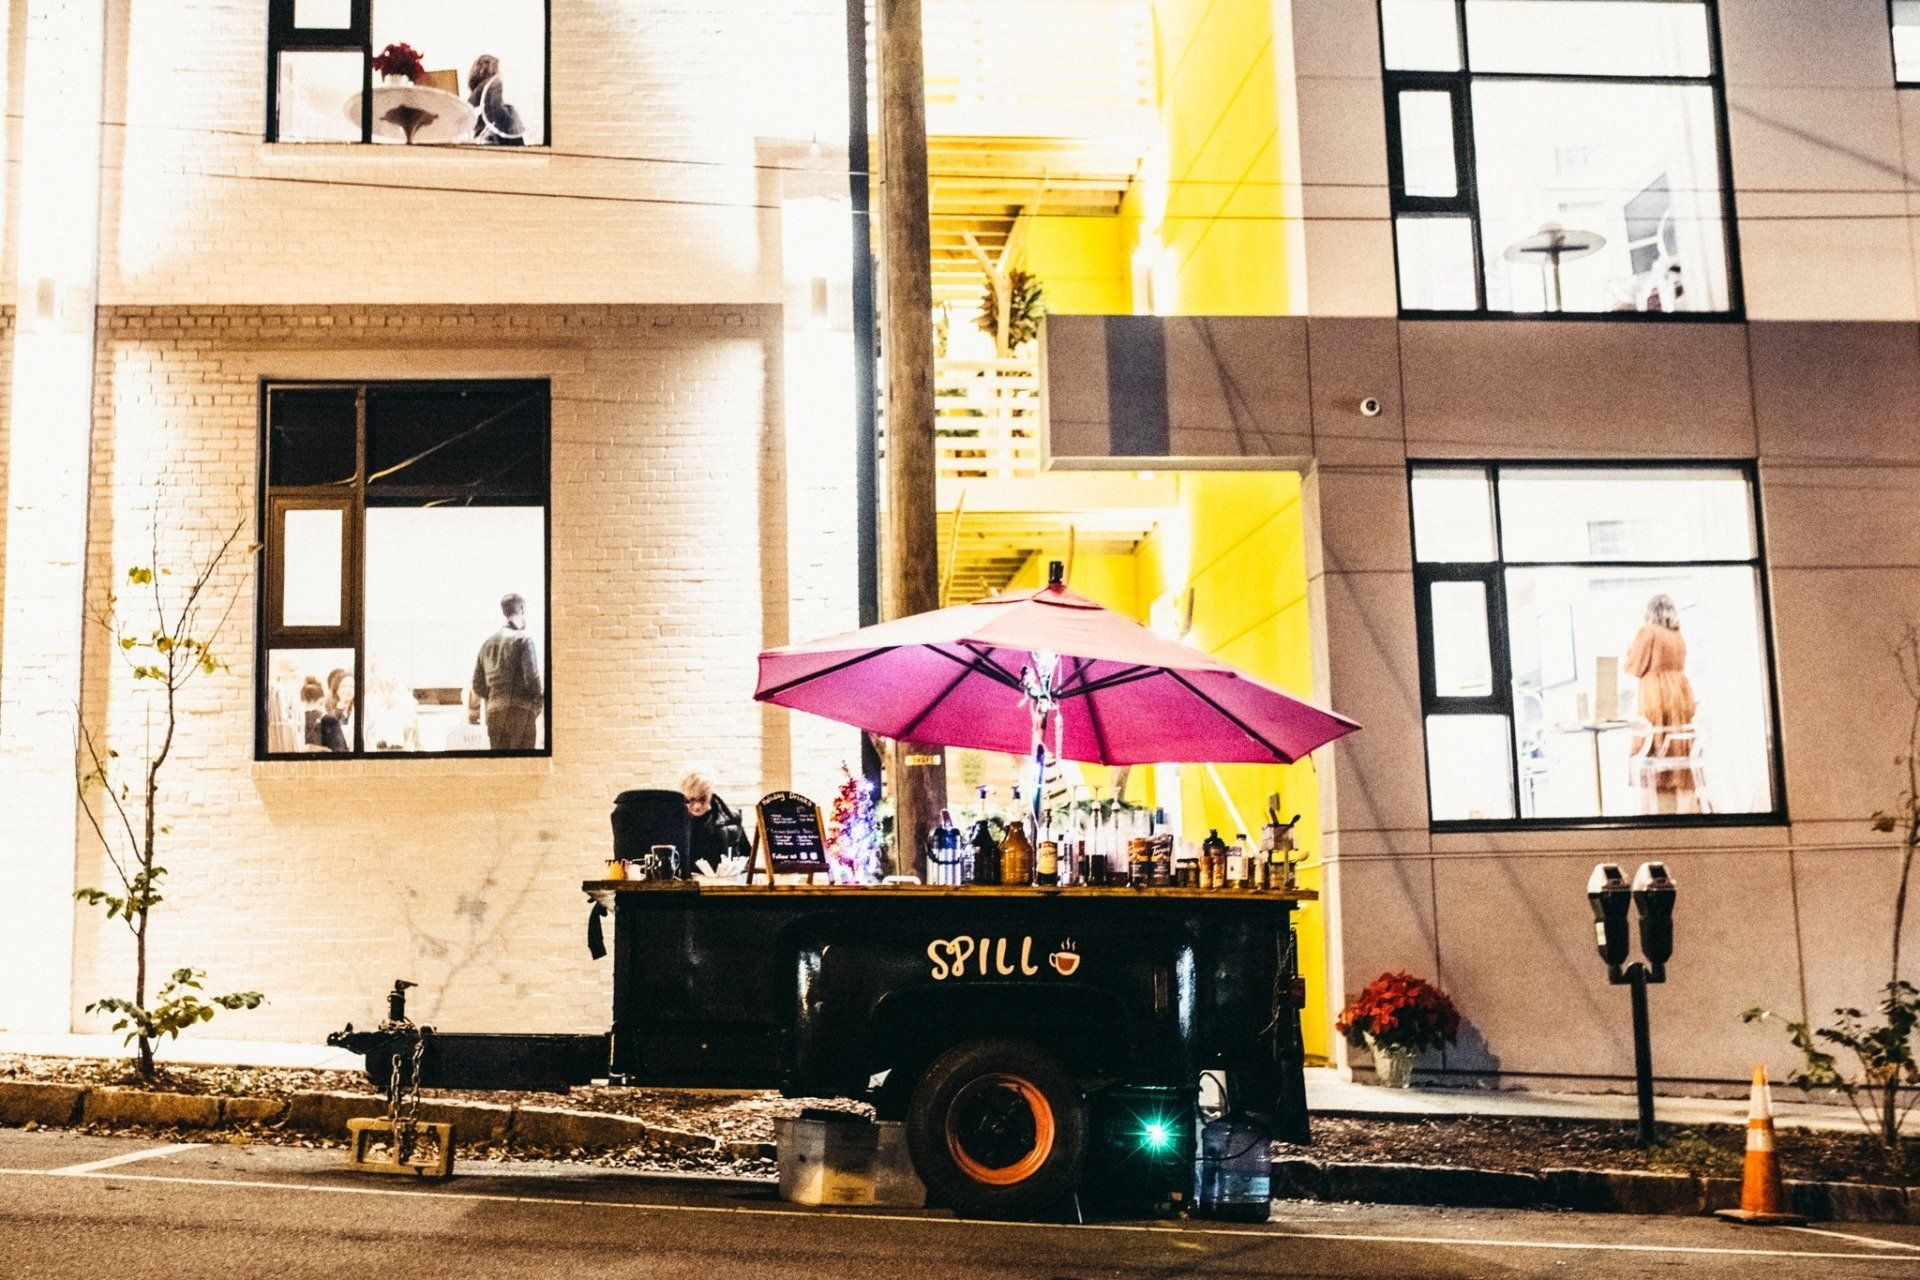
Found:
<box><xmin>259</xmin><ymin>381</ymin><xmax>551</xmax><ymax>758</ymax></box>
<box><xmin>1410</xmin><ymin>462</ymin><xmax>1781</xmax><ymax>826</ymax></box>
<box><xmin>268</xmin><ymin>0</ymin><xmax>548</xmax><ymax>146</ymax></box>
<box><xmin>1380</xmin><ymin>0</ymin><xmax>1737</xmax><ymax>315</ymax></box>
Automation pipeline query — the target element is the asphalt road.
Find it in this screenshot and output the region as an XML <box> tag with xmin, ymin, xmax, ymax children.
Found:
<box><xmin>3</xmin><ymin>1129</ymin><xmax>1918</xmax><ymax>1279</ymax></box>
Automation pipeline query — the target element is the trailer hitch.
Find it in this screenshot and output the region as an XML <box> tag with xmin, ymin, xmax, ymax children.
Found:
<box><xmin>326</xmin><ymin>980</ymin><xmax>454</xmax><ymax>1179</ymax></box>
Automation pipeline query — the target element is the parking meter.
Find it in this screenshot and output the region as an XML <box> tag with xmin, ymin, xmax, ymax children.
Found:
<box><xmin>1632</xmin><ymin>862</ymin><xmax>1677</xmax><ymax>976</ymax></box>
<box><xmin>1587</xmin><ymin>863</ymin><xmax>1631</xmax><ymax>973</ymax></box>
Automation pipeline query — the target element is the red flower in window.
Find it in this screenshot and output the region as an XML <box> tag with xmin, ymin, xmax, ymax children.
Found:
<box><xmin>372</xmin><ymin>42</ymin><xmax>426</xmax><ymax>83</ymax></box>
<box><xmin>1335</xmin><ymin>971</ymin><xmax>1461</xmax><ymax>1055</ymax></box>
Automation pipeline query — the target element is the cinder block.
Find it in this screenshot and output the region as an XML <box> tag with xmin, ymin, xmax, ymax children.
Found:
<box><xmin>1542</xmin><ymin>1168</ymin><xmax>1704</xmax><ymax>1216</ymax></box>
<box><xmin>221</xmin><ymin>1096</ymin><xmax>289</xmax><ymax>1127</ymax></box>
<box><xmin>82</xmin><ymin>1087</ymin><xmax>221</xmax><ymax>1129</ymax></box>
<box><xmin>0</xmin><ymin>1082</ymin><xmax>86</xmax><ymax>1128</ymax></box>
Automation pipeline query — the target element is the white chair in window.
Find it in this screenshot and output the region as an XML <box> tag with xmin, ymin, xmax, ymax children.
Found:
<box><xmin>1628</xmin><ymin>720</ymin><xmax>1707</xmax><ymax>814</ymax></box>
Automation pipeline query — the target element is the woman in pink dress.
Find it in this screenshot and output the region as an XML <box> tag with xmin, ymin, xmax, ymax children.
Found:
<box><xmin>1623</xmin><ymin>594</ymin><xmax>1700</xmax><ymax>814</ymax></box>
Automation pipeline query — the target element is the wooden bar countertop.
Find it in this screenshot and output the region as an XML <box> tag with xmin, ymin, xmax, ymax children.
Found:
<box><xmin>582</xmin><ymin>880</ymin><xmax>1316</xmax><ymax>903</ymax></box>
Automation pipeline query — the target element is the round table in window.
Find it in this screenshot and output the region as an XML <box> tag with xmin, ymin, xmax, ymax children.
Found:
<box><xmin>1504</xmin><ymin>223</ymin><xmax>1607</xmax><ymax>313</ymax></box>
<box><xmin>344</xmin><ymin>83</ymin><xmax>478</xmax><ymax>145</ymax></box>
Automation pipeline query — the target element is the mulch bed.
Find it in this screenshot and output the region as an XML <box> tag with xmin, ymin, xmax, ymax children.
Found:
<box><xmin>1283</xmin><ymin>1115</ymin><xmax>1920</xmax><ymax>1187</ymax></box>
<box><xmin>0</xmin><ymin>1053</ymin><xmax>863</xmax><ymax>1169</ymax></box>
<box><xmin>7</xmin><ymin>1053</ymin><xmax>1911</xmax><ymax>1187</ymax></box>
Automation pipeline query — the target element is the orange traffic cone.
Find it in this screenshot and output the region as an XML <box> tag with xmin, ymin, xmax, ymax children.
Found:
<box><xmin>1714</xmin><ymin>1065</ymin><xmax>1806</xmax><ymax>1225</ymax></box>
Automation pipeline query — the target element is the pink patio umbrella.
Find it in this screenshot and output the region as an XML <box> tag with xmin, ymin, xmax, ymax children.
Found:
<box><xmin>755</xmin><ymin>565</ymin><xmax>1359</xmax><ymax>768</ymax></box>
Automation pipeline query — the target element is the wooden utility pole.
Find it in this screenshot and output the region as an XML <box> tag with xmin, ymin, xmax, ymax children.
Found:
<box><xmin>876</xmin><ymin>0</ymin><xmax>945</xmax><ymax>874</ymax></box>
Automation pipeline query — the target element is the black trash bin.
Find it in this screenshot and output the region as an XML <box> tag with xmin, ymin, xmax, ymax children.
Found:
<box><xmin>612</xmin><ymin>789</ymin><xmax>692</xmax><ymax>877</ymax></box>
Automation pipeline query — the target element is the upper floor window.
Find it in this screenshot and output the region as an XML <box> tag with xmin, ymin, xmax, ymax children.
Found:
<box><xmin>268</xmin><ymin>0</ymin><xmax>549</xmax><ymax>146</ymax></box>
<box><xmin>1895</xmin><ymin>1</ymin><xmax>1920</xmax><ymax>83</ymax></box>
<box><xmin>259</xmin><ymin>380</ymin><xmax>551</xmax><ymax>758</ymax></box>
<box><xmin>1410</xmin><ymin>462</ymin><xmax>1782</xmax><ymax>828</ymax></box>
<box><xmin>1380</xmin><ymin>0</ymin><xmax>1737</xmax><ymax>315</ymax></box>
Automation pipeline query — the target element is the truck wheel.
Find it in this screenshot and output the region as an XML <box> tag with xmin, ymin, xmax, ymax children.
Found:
<box><xmin>906</xmin><ymin>1038</ymin><xmax>1086</xmax><ymax>1220</ymax></box>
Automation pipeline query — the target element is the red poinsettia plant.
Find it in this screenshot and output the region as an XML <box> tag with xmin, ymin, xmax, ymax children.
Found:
<box><xmin>371</xmin><ymin>42</ymin><xmax>426</xmax><ymax>82</ymax></box>
<box><xmin>1336</xmin><ymin>971</ymin><xmax>1460</xmax><ymax>1055</ymax></box>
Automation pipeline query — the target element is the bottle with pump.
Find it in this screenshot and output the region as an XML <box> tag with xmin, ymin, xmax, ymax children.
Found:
<box><xmin>928</xmin><ymin>807</ymin><xmax>965</xmax><ymax>886</ymax></box>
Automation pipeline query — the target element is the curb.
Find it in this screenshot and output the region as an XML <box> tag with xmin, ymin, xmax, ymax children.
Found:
<box><xmin>1272</xmin><ymin>1156</ymin><xmax>1920</xmax><ymax>1223</ymax></box>
<box><xmin>0</xmin><ymin>1079</ymin><xmax>770</xmax><ymax>1161</ymax></box>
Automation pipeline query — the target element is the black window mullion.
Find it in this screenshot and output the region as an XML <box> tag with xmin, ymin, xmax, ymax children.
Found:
<box><xmin>351</xmin><ymin>386</ymin><xmax>367</xmax><ymax>754</ymax></box>
<box><xmin>1414</xmin><ymin>561</ymin><xmax>1511</xmax><ymax>719</ymax></box>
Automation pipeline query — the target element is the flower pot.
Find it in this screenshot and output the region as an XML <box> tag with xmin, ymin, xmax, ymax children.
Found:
<box><xmin>1366</xmin><ymin>1037</ymin><xmax>1416</xmax><ymax>1088</ymax></box>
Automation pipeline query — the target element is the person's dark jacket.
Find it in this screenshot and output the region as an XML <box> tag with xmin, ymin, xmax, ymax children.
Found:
<box><xmin>691</xmin><ymin>794</ymin><xmax>752</xmax><ymax>870</ymax></box>
<box><xmin>472</xmin><ymin>625</ymin><xmax>543</xmax><ymax>713</ymax></box>
<box><xmin>470</xmin><ymin>78</ymin><xmax>527</xmax><ymax>146</ymax></box>
<box><xmin>318</xmin><ymin>713</ymin><xmax>350</xmax><ymax>754</ymax></box>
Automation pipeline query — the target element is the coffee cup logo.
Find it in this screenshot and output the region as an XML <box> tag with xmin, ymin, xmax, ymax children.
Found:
<box><xmin>1049</xmin><ymin>940</ymin><xmax>1080</xmax><ymax>977</ymax></box>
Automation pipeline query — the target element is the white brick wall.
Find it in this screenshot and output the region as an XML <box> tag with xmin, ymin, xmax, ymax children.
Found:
<box><xmin>97</xmin><ymin>0</ymin><xmax>852</xmax><ymax>305</ymax></box>
<box><xmin>68</xmin><ymin>303</ymin><xmax>857</xmax><ymax>1038</ymax></box>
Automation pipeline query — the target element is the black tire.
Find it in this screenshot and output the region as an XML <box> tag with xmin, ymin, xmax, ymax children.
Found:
<box><xmin>906</xmin><ymin>1038</ymin><xmax>1087</xmax><ymax>1220</ymax></box>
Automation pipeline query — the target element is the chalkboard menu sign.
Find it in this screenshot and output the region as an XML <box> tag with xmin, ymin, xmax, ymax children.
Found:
<box><xmin>755</xmin><ymin>791</ymin><xmax>828</xmax><ymax>877</ymax></box>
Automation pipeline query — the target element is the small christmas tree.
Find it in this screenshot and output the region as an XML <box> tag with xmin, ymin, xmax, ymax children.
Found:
<box><xmin>826</xmin><ymin>765</ymin><xmax>885</xmax><ymax>885</ymax></box>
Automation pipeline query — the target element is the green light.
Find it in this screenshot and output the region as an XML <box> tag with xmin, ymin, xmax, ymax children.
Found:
<box><xmin>1141</xmin><ymin>1119</ymin><xmax>1172</xmax><ymax>1151</ymax></box>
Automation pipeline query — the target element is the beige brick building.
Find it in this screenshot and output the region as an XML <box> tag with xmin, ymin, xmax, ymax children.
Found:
<box><xmin>0</xmin><ymin>0</ymin><xmax>863</xmax><ymax>1039</ymax></box>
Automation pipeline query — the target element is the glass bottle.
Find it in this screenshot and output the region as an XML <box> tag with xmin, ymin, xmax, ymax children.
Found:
<box><xmin>969</xmin><ymin>787</ymin><xmax>1002</xmax><ymax>886</ymax></box>
<box><xmin>1001</xmin><ymin>815</ymin><xmax>1035</xmax><ymax>885</ymax></box>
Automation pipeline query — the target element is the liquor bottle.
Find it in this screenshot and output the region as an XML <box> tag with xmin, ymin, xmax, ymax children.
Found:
<box><xmin>1226</xmin><ymin>835</ymin><xmax>1248</xmax><ymax>889</ymax></box>
<box><xmin>1001</xmin><ymin>815</ymin><xmax>1035</xmax><ymax>885</ymax></box>
<box><xmin>969</xmin><ymin>787</ymin><xmax>1002</xmax><ymax>886</ymax></box>
<box><xmin>1202</xmin><ymin>829</ymin><xmax>1227</xmax><ymax>891</ymax></box>
<box><xmin>1036</xmin><ymin>838</ymin><xmax>1059</xmax><ymax>886</ymax></box>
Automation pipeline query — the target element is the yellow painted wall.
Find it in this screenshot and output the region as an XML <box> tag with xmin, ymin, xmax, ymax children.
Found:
<box><xmin>1001</xmin><ymin>0</ymin><xmax>1295</xmax><ymax>317</ymax></box>
<box><xmin>1147</xmin><ymin>0</ymin><xmax>1290</xmax><ymax>315</ymax></box>
<box><xmin>993</xmin><ymin>478</ymin><xmax>1328</xmax><ymax>1058</ymax></box>
<box><xmin>1022</xmin><ymin>217</ymin><xmax>1133</xmax><ymax>315</ymax></box>
<box><xmin>1131</xmin><ymin>473</ymin><xmax>1327</xmax><ymax>1058</ymax></box>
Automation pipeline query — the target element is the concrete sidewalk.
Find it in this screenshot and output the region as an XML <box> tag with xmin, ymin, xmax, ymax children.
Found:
<box><xmin>1305</xmin><ymin>1068</ymin><xmax>1863</xmax><ymax>1132</ymax></box>
<box><xmin>0</xmin><ymin>1033</ymin><xmax>1869</xmax><ymax>1133</ymax></box>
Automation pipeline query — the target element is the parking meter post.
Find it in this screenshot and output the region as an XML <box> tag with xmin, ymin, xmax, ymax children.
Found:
<box><xmin>1628</xmin><ymin>963</ymin><xmax>1656</xmax><ymax>1146</ymax></box>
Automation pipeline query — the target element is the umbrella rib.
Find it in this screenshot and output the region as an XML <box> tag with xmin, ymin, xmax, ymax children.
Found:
<box><xmin>897</xmin><ymin>662</ymin><xmax>978</xmax><ymax>742</ymax></box>
<box><xmin>1164</xmin><ymin>669</ymin><xmax>1291</xmax><ymax>763</ymax></box>
<box><xmin>950</xmin><ymin>641</ymin><xmax>1025</xmax><ymax>691</ymax></box>
<box><xmin>757</xmin><ymin>647</ymin><xmax>894</xmax><ymax>700</ymax></box>
<box><xmin>1074</xmin><ymin>658</ymin><xmax>1114</xmax><ymax>763</ymax></box>
<box><xmin>1058</xmin><ymin>665</ymin><xmax>1159</xmax><ymax>700</ymax></box>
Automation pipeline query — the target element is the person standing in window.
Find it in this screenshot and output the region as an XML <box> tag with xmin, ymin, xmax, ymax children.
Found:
<box><xmin>472</xmin><ymin>593</ymin><xmax>543</xmax><ymax>750</ymax></box>
<box><xmin>467</xmin><ymin>55</ymin><xmax>527</xmax><ymax>147</ymax></box>
<box><xmin>319</xmin><ymin>669</ymin><xmax>355</xmax><ymax>754</ymax></box>
<box><xmin>1624</xmin><ymin>594</ymin><xmax>1700</xmax><ymax>815</ymax></box>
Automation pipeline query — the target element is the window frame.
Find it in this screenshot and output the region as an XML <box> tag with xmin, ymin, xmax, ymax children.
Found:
<box><xmin>1406</xmin><ymin>458</ymin><xmax>1787</xmax><ymax>832</ymax></box>
<box><xmin>265</xmin><ymin>0</ymin><xmax>553</xmax><ymax>147</ymax></box>
<box><xmin>1377</xmin><ymin>0</ymin><xmax>1745</xmax><ymax>320</ymax></box>
<box><xmin>256</xmin><ymin>377</ymin><xmax>554</xmax><ymax>761</ymax></box>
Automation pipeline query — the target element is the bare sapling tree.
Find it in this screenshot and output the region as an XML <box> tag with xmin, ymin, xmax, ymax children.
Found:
<box><xmin>73</xmin><ymin>512</ymin><xmax>263</xmax><ymax>1082</ymax></box>
<box><xmin>1747</xmin><ymin>624</ymin><xmax>1920</xmax><ymax>1151</ymax></box>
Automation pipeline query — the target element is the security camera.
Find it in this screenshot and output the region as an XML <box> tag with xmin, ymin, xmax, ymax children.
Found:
<box><xmin>1359</xmin><ymin>397</ymin><xmax>1383</xmax><ymax>418</ymax></box>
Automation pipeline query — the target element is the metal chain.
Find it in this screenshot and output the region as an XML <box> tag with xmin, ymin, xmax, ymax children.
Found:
<box><xmin>381</xmin><ymin>1024</ymin><xmax>428</xmax><ymax>1166</ymax></box>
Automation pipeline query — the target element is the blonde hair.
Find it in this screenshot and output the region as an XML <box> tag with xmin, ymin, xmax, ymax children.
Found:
<box><xmin>1645</xmin><ymin>594</ymin><xmax>1681</xmax><ymax>630</ymax></box>
<box><xmin>679</xmin><ymin>765</ymin><xmax>716</xmax><ymax>802</ymax></box>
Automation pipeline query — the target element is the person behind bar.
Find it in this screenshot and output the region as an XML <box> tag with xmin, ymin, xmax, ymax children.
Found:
<box><xmin>471</xmin><ymin>593</ymin><xmax>544</xmax><ymax>750</ymax></box>
<box><xmin>681</xmin><ymin>765</ymin><xmax>751</xmax><ymax>871</ymax></box>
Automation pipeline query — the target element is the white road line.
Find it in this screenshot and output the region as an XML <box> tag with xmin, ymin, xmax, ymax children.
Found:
<box><xmin>0</xmin><ymin>1165</ymin><xmax>1913</xmax><ymax>1265</ymax></box>
<box><xmin>1789</xmin><ymin>1224</ymin><xmax>1920</xmax><ymax>1253</ymax></box>
<box><xmin>47</xmin><ymin>1143</ymin><xmax>201</xmax><ymax>1176</ymax></box>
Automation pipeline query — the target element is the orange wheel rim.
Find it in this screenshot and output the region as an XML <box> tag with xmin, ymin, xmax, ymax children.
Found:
<box><xmin>945</xmin><ymin>1073</ymin><xmax>1055</xmax><ymax>1187</ymax></box>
